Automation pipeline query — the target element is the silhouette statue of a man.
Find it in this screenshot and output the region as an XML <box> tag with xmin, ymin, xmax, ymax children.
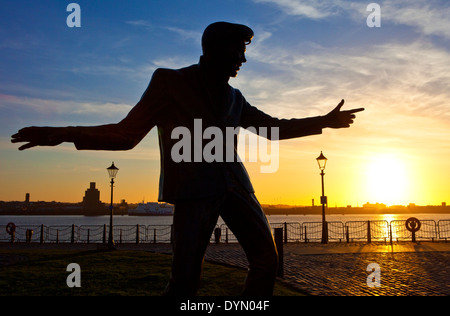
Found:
<box><xmin>11</xmin><ymin>22</ymin><xmax>364</xmax><ymax>296</ymax></box>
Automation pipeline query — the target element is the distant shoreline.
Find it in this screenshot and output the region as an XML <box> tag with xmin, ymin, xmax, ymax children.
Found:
<box><xmin>0</xmin><ymin>209</ymin><xmax>120</xmax><ymax>217</ymax></box>
<box><xmin>263</xmin><ymin>206</ymin><xmax>450</xmax><ymax>216</ymax></box>
<box><xmin>0</xmin><ymin>206</ymin><xmax>448</xmax><ymax>216</ymax></box>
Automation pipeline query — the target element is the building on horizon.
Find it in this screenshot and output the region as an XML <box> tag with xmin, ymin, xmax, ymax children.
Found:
<box><xmin>362</xmin><ymin>202</ymin><xmax>387</xmax><ymax>209</ymax></box>
<box><xmin>82</xmin><ymin>182</ymin><xmax>104</xmax><ymax>212</ymax></box>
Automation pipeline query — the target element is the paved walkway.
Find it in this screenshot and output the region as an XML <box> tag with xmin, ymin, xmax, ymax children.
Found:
<box><xmin>132</xmin><ymin>242</ymin><xmax>450</xmax><ymax>296</ymax></box>
<box><xmin>203</xmin><ymin>242</ymin><xmax>450</xmax><ymax>296</ymax></box>
<box><xmin>1</xmin><ymin>242</ymin><xmax>449</xmax><ymax>296</ymax></box>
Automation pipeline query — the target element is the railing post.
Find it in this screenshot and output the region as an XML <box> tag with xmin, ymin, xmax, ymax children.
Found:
<box><xmin>56</xmin><ymin>229</ymin><xmax>59</xmax><ymax>244</ymax></box>
<box><xmin>274</xmin><ymin>227</ymin><xmax>283</xmax><ymax>278</ymax></box>
<box><xmin>87</xmin><ymin>229</ymin><xmax>90</xmax><ymax>244</ymax></box>
<box><xmin>136</xmin><ymin>224</ymin><xmax>140</xmax><ymax>244</ymax></box>
<box><xmin>323</xmin><ymin>221</ymin><xmax>329</xmax><ymax>244</ymax></box>
<box><xmin>389</xmin><ymin>223</ymin><xmax>393</xmax><ymax>245</ymax></box>
<box><xmin>367</xmin><ymin>221</ymin><xmax>372</xmax><ymax>243</ymax></box>
<box><xmin>153</xmin><ymin>228</ymin><xmax>157</xmax><ymax>244</ymax></box>
<box><xmin>71</xmin><ymin>224</ymin><xmax>75</xmax><ymax>244</ymax></box>
<box><xmin>26</xmin><ymin>229</ymin><xmax>33</xmax><ymax>244</ymax></box>
<box><xmin>284</xmin><ymin>222</ymin><xmax>288</xmax><ymax>243</ymax></box>
<box><xmin>103</xmin><ymin>224</ymin><xmax>107</xmax><ymax>244</ymax></box>
<box><xmin>304</xmin><ymin>226</ymin><xmax>308</xmax><ymax>243</ymax></box>
<box><xmin>40</xmin><ymin>224</ymin><xmax>44</xmax><ymax>244</ymax></box>
<box><xmin>170</xmin><ymin>224</ymin><xmax>174</xmax><ymax>244</ymax></box>
<box><xmin>346</xmin><ymin>225</ymin><xmax>349</xmax><ymax>243</ymax></box>
<box><xmin>225</xmin><ymin>227</ymin><xmax>229</xmax><ymax>244</ymax></box>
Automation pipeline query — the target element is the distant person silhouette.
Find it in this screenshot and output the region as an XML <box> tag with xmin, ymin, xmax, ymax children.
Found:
<box><xmin>11</xmin><ymin>21</ymin><xmax>364</xmax><ymax>296</ymax></box>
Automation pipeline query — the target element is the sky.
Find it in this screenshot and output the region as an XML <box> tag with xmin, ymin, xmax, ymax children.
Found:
<box><xmin>0</xmin><ymin>0</ymin><xmax>449</xmax><ymax>207</ymax></box>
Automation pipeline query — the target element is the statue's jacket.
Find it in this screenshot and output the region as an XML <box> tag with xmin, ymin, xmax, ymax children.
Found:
<box><xmin>71</xmin><ymin>62</ymin><xmax>324</xmax><ymax>203</ymax></box>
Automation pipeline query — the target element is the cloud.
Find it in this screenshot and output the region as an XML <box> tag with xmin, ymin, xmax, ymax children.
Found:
<box><xmin>69</xmin><ymin>63</ymin><xmax>156</xmax><ymax>83</ymax></box>
<box><xmin>252</xmin><ymin>0</ymin><xmax>342</xmax><ymax>19</ymax></box>
<box><xmin>245</xmin><ymin>36</ymin><xmax>450</xmax><ymax>108</ymax></box>
<box><xmin>252</xmin><ymin>0</ymin><xmax>450</xmax><ymax>40</ymax></box>
<box><xmin>236</xmin><ymin>38</ymin><xmax>450</xmax><ymax>157</ymax></box>
<box><xmin>126</xmin><ymin>20</ymin><xmax>154</xmax><ymax>29</ymax></box>
<box><xmin>164</xmin><ymin>26</ymin><xmax>202</xmax><ymax>44</ymax></box>
<box><xmin>382</xmin><ymin>0</ymin><xmax>450</xmax><ymax>39</ymax></box>
<box><xmin>0</xmin><ymin>93</ymin><xmax>132</xmax><ymax>121</ymax></box>
<box><xmin>152</xmin><ymin>57</ymin><xmax>197</xmax><ymax>69</ymax></box>
<box><xmin>126</xmin><ymin>20</ymin><xmax>202</xmax><ymax>43</ymax></box>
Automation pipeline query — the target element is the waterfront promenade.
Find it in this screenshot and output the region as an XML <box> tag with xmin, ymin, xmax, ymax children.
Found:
<box><xmin>2</xmin><ymin>241</ymin><xmax>449</xmax><ymax>296</ymax></box>
<box><xmin>204</xmin><ymin>242</ymin><xmax>450</xmax><ymax>296</ymax></box>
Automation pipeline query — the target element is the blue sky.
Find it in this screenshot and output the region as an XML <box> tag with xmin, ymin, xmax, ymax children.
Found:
<box><xmin>1</xmin><ymin>0</ymin><xmax>449</xmax><ymax>206</ymax></box>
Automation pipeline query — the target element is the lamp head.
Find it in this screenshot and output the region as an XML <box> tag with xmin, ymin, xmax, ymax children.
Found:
<box><xmin>316</xmin><ymin>152</ymin><xmax>328</xmax><ymax>171</ymax></box>
<box><xmin>107</xmin><ymin>162</ymin><xmax>119</xmax><ymax>179</ymax></box>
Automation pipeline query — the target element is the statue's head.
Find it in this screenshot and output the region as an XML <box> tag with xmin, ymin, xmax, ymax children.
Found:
<box><xmin>201</xmin><ymin>22</ymin><xmax>254</xmax><ymax>78</ymax></box>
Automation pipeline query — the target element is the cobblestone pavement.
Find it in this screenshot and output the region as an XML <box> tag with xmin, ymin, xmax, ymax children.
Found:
<box><xmin>202</xmin><ymin>243</ymin><xmax>450</xmax><ymax>296</ymax></box>
<box><xmin>111</xmin><ymin>242</ymin><xmax>450</xmax><ymax>296</ymax></box>
<box><xmin>1</xmin><ymin>242</ymin><xmax>449</xmax><ymax>296</ymax></box>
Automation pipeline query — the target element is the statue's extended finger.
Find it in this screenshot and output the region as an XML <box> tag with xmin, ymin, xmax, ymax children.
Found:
<box><xmin>18</xmin><ymin>142</ymin><xmax>37</xmax><ymax>151</ymax></box>
<box><xmin>11</xmin><ymin>138</ymin><xmax>23</xmax><ymax>143</ymax></box>
<box><xmin>347</xmin><ymin>108</ymin><xmax>365</xmax><ymax>114</ymax></box>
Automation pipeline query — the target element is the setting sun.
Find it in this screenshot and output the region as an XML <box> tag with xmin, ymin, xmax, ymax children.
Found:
<box><xmin>364</xmin><ymin>154</ymin><xmax>410</xmax><ymax>206</ymax></box>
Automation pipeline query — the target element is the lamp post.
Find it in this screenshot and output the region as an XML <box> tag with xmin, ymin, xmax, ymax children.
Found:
<box><xmin>107</xmin><ymin>162</ymin><xmax>119</xmax><ymax>247</ymax></box>
<box><xmin>316</xmin><ymin>152</ymin><xmax>328</xmax><ymax>244</ymax></box>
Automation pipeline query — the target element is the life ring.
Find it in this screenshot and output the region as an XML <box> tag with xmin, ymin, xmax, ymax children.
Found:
<box><xmin>6</xmin><ymin>222</ymin><xmax>16</xmax><ymax>235</ymax></box>
<box><xmin>405</xmin><ymin>217</ymin><xmax>421</xmax><ymax>233</ymax></box>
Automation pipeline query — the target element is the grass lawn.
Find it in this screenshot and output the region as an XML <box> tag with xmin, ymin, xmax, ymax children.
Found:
<box><xmin>0</xmin><ymin>249</ymin><xmax>305</xmax><ymax>296</ymax></box>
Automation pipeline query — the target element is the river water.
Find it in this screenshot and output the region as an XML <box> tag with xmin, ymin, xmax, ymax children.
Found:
<box><xmin>1</xmin><ymin>213</ymin><xmax>448</xmax><ymax>227</ymax></box>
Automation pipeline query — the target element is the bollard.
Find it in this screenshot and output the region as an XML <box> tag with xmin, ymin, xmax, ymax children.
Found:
<box><xmin>214</xmin><ymin>227</ymin><xmax>221</xmax><ymax>244</ymax></box>
<box><xmin>274</xmin><ymin>227</ymin><xmax>283</xmax><ymax>278</ymax></box>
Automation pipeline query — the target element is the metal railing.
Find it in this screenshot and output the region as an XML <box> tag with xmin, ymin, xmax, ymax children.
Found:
<box><xmin>437</xmin><ymin>220</ymin><xmax>450</xmax><ymax>240</ymax></box>
<box><xmin>345</xmin><ymin>220</ymin><xmax>390</xmax><ymax>242</ymax></box>
<box><xmin>2</xmin><ymin>218</ymin><xmax>450</xmax><ymax>244</ymax></box>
